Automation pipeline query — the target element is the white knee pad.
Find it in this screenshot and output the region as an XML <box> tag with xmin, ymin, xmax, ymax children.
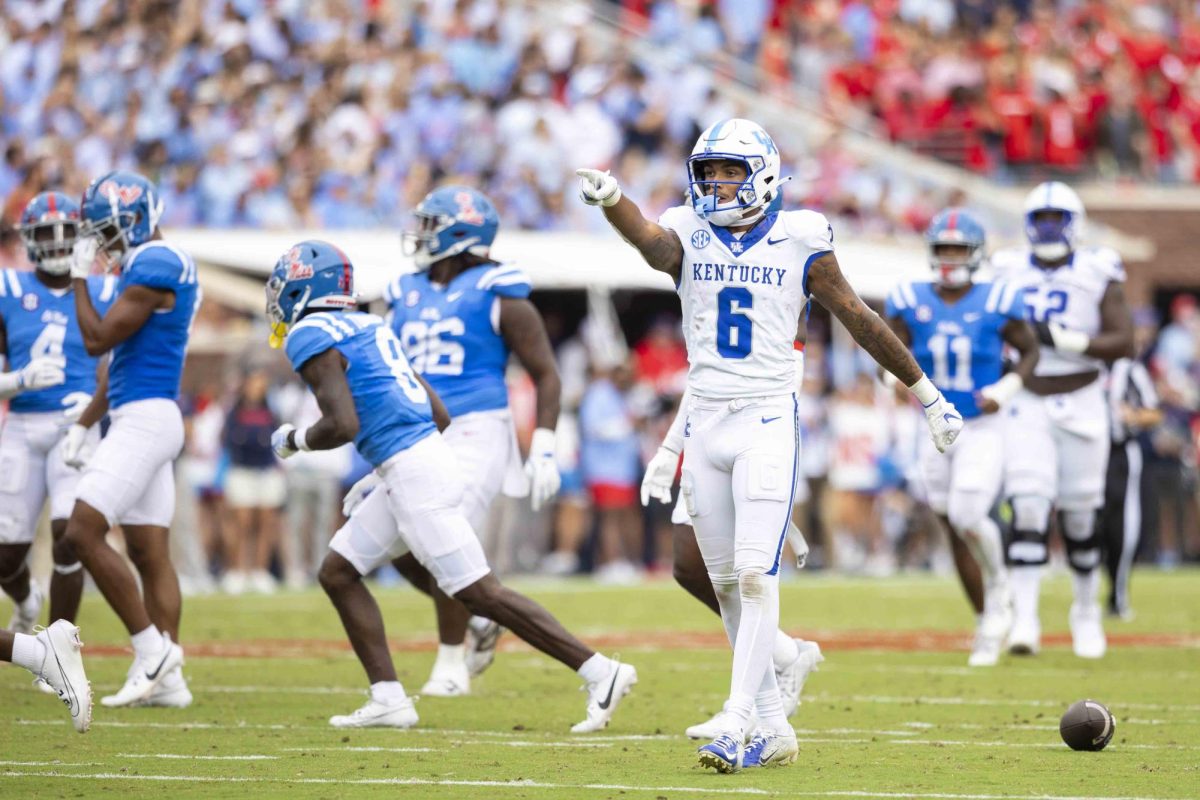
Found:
<box><xmin>1011</xmin><ymin>496</ymin><xmax>1051</xmax><ymax>533</ymax></box>
<box><xmin>1060</xmin><ymin>509</ymin><xmax>1096</xmax><ymax>542</ymax></box>
<box><xmin>946</xmin><ymin>491</ymin><xmax>994</xmax><ymax>536</ymax></box>
<box><xmin>1060</xmin><ymin>509</ymin><xmax>1101</xmax><ymax>573</ymax></box>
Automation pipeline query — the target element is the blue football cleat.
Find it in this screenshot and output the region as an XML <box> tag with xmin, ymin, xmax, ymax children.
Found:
<box><xmin>697</xmin><ymin>733</ymin><xmax>744</xmax><ymax>773</ymax></box>
<box><xmin>742</xmin><ymin>730</ymin><xmax>799</xmax><ymax>768</ymax></box>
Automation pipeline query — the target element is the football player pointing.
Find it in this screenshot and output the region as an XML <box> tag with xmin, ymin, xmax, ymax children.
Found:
<box><xmin>885</xmin><ymin>208</ymin><xmax>1040</xmax><ymax>667</ymax></box>
<box><xmin>578</xmin><ymin>118</ymin><xmax>962</xmax><ymax>772</ymax></box>
<box><xmin>269</xmin><ymin>242</ymin><xmax>634</xmax><ymax>733</ymax></box>
<box><xmin>991</xmin><ymin>182</ymin><xmax>1134</xmax><ymax>659</ymax></box>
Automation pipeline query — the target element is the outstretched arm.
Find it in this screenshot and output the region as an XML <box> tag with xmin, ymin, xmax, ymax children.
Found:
<box><xmin>576</xmin><ymin>169</ymin><xmax>683</xmax><ymax>282</ymax></box>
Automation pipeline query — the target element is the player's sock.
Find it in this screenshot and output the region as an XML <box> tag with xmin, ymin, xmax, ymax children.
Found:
<box><xmin>1071</xmin><ymin>568</ymin><xmax>1100</xmax><ymax>607</ymax></box>
<box><xmin>754</xmin><ymin>671</ymin><xmax>790</xmax><ymax>732</ymax></box>
<box><xmin>576</xmin><ymin>653</ymin><xmax>616</xmax><ymax>684</ymax></box>
<box><xmin>771</xmin><ymin>630</ymin><xmax>799</xmax><ymax>670</ymax></box>
<box><xmin>130</xmin><ymin>625</ymin><xmax>164</xmax><ymax>660</ymax></box>
<box><xmin>1010</xmin><ymin>566</ymin><xmax>1041</xmax><ymax>622</ymax></box>
<box><xmin>433</xmin><ymin>643</ymin><xmax>466</xmax><ymax>671</ymax></box>
<box><xmin>370</xmin><ymin>680</ymin><xmax>408</xmax><ymax>704</ymax></box>
<box><xmin>11</xmin><ymin>632</ymin><xmax>46</xmax><ymax>673</ymax></box>
<box><xmin>729</xmin><ymin>570</ymin><xmax>780</xmax><ymax>735</ymax></box>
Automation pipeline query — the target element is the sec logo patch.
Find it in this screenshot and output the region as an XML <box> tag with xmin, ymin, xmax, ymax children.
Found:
<box><xmin>405</xmin><ymin>290</ymin><xmax>420</xmax><ymax>308</ymax></box>
<box><xmin>691</xmin><ymin>230</ymin><xmax>711</xmax><ymax>249</ymax></box>
<box><xmin>21</xmin><ymin>293</ymin><xmax>38</xmax><ymax>311</ymax></box>
<box><xmin>916</xmin><ymin>305</ymin><xmax>932</xmax><ymax>322</ymax></box>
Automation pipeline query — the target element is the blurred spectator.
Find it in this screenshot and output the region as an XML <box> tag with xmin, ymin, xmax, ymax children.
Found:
<box><xmin>221</xmin><ymin>368</ymin><xmax>286</xmax><ymax>594</ymax></box>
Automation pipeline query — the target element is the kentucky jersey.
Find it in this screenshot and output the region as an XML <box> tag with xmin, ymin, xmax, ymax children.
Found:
<box><xmin>0</xmin><ymin>270</ymin><xmax>118</xmax><ymax>413</ymax></box>
<box><xmin>659</xmin><ymin>205</ymin><xmax>831</xmax><ymax>399</ymax></box>
<box><xmin>989</xmin><ymin>246</ymin><xmax>1124</xmax><ymax>377</ymax></box>
<box><xmin>383</xmin><ymin>262</ymin><xmax>531</xmax><ymax>417</ymax></box>
<box><xmin>285</xmin><ymin>311</ymin><xmax>436</xmax><ymax>467</ymax></box>
<box><xmin>886</xmin><ymin>281</ymin><xmax>1026</xmax><ymax>419</ymax></box>
<box><xmin>108</xmin><ymin>242</ymin><xmax>201</xmax><ymax>409</ymax></box>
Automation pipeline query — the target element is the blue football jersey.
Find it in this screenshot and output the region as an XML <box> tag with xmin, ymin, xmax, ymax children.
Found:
<box><xmin>108</xmin><ymin>242</ymin><xmax>201</xmax><ymax>409</ymax></box>
<box><xmin>0</xmin><ymin>270</ymin><xmax>118</xmax><ymax>413</ymax></box>
<box><xmin>886</xmin><ymin>281</ymin><xmax>1026</xmax><ymax>419</ymax></box>
<box><xmin>285</xmin><ymin>311</ymin><xmax>436</xmax><ymax>467</ymax></box>
<box><xmin>383</xmin><ymin>262</ymin><xmax>531</xmax><ymax>418</ymax></box>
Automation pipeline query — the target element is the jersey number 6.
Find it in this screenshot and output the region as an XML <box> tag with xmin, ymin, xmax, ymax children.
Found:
<box><xmin>717</xmin><ymin>287</ymin><xmax>753</xmax><ymax>359</ymax></box>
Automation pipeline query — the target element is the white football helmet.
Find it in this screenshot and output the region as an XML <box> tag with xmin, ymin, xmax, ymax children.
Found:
<box><xmin>1023</xmin><ymin>181</ymin><xmax>1086</xmax><ymax>262</ymax></box>
<box><xmin>687</xmin><ymin>118</ymin><xmax>782</xmax><ymax>227</ymax></box>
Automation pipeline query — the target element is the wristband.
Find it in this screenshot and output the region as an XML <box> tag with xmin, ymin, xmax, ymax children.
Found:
<box><xmin>1050</xmin><ymin>324</ymin><xmax>1090</xmax><ymax>355</ymax></box>
<box><xmin>908</xmin><ymin>374</ymin><xmax>940</xmax><ymax>407</ymax></box>
<box><xmin>980</xmin><ymin>373</ymin><xmax>1024</xmax><ymax>407</ymax></box>
<box><xmin>293</xmin><ymin>426</ymin><xmax>312</xmax><ymax>452</ymax></box>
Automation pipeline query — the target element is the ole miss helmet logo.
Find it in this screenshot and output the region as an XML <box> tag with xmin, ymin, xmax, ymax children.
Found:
<box><xmin>284</xmin><ymin>246</ymin><xmax>313</xmax><ymax>280</ymax></box>
<box><xmin>455</xmin><ymin>191</ymin><xmax>485</xmax><ymax>225</ymax></box>
<box><xmin>97</xmin><ymin>180</ymin><xmax>144</xmax><ymax>206</ymax></box>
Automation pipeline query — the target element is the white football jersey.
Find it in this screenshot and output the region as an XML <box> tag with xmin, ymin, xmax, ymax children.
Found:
<box><xmin>659</xmin><ymin>205</ymin><xmax>832</xmax><ymax>399</ymax></box>
<box><xmin>989</xmin><ymin>245</ymin><xmax>1125</xmax><ymax>376</ymax></box>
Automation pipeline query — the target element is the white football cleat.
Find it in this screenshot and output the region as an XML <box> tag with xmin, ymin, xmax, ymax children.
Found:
<box><xmin>743</xmin><ymin>728</ymin><xmax>799</xmax><ymax>768</ymax></box>
<box><xmin>101</xmin><ymin>635</ymin><xmax>184</xmax><ymax>708</ymax></box>
<box><xmin>968</xmin><ymin>623</ymin><xmax>1003</xmax><ymax>667</ymax></box>
<box><xmin>420</xmin><ymin>661</ymin><xmax>470</xmax><ymax>698</ymax></box>
<box><xmin>570</xmin><ymin>660</ymin><xmax>637</xmax><ymax>733</ymax></box>
<box><xmin>139</xmin><ymin>666</ymin><xmax>193</xmax><ymax>708</ymax></box>
<box><xmin>33</xmin><ymin>620</ymin><xmax>92</xmax><ymax>733</ymax></box>
<box><xmin>465</xmin><ymin>619</ymin><xmax>503</xmax><ymax>678</ymax></box>
<box><xmin>687</xmin><ymin>710</ymin><xmax>758</xmax><ymax>743</ymax></box>
<box><xmin>1069</xmin><ymin>602</ymin><xmax>1107</xmax><ymax>659</ymax></box>
<box><xmin>1007</xmin><ymin>615</ymin><xmax>1040</xmax><ymax>656</ymax></box>
<box><xmin>8</xmin><ymin>580</ymin><xmax>43</xmax><ymax>635</ymax></box>
<box><xmin>776</xmin><ymin>639</ymin><xmax>823</xmax><ymax>717</ymax></box>
<box><xmin>330</xmin><ymin>696</ymin><xmax>418</xmax><ymax>729</ymax></box>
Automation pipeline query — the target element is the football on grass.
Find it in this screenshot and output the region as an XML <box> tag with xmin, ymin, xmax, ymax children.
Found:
<box><xmin>1060</xmin><ymin>699</ymin><xmax>1115</xmax><ymax>751</ymax></box>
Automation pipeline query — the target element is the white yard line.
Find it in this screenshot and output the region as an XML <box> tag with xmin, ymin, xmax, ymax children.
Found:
<box><xmin>116</xmin><ymin>753</ymin><xmax>279</xmax><ymax>760</ymax></box>
<box><xmin>0</xmin><ymin>770</ymin><xmax>1178</xmax><ymax>800</ymax></box>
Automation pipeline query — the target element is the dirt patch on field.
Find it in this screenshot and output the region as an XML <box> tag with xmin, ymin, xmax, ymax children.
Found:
<box><xmin>85</xmin><ymin>629</ymin><xmax>1199</xmax><ymax>659</ymax></box>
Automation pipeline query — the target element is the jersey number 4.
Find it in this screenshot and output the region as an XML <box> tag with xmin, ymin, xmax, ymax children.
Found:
<box><xmin>399</xmin><ymin>319</ymin><xmax>466</xmax><ymax>376</ymax></box>
<box><xmin>30</xmin><ymin>322</ymin><xmax>66</xmax><ymax>360</ymax></box>
<box><xmin>717</xmin><ymin>287</ymin><xmax>752</xmax><ymax>359</ymax></box>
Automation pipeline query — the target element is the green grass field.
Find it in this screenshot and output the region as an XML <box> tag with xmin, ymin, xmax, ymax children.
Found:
<box><xmin>2</xmin><ymin>569</ymin><xmax>1198</xmax><ymax>799</ymax></box>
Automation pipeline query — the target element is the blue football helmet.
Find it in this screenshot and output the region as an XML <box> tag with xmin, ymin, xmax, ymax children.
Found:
<box><xmin>19</xmin><ymin>191</ymin><xmax>81</xmax><ymax>276</ymax></box>
<box><xmin>80</xmin><ymin>170</ymin><xmax>164</xmax><ymax>263</ymax></box>
<box><xmin>402</xmin><ymin>185</ymin><xmax>499</xmax><ymax>269</ymax></box>
<box><xmin>266</xmin><ymin>240</ymin><xmax>358</xmax><ymax>348</ymax></box>
<box><xmin>1023</xmin><ymin>181</ymin><xmax>1085</xmax><ymax>262</ymax></box>
<box><xmin>926</xmin><ymin>207</ymin><xmax>986</xmax><ymax>288</ymax></box>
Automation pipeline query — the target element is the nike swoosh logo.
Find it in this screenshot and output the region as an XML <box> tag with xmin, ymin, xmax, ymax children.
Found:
<box><xmin>944</xmin><ymin>413</ymin><xmax>959</xmax><ymax>423</ymax></box>
<box><xmin>767</xmin><ymin>237</ymin><xmax>788</xmax><ymax>246</ymax></box>
<box><xmin>144</xmin><ymin>646</ymin><xmax>173</xmax><ymax>681</ymax></box>
<box><xmin>761</xmin><ymin>416</ymin><xmax>781</xmax><ymax>424</ymax></box>
<box><xmin>597</xmin><ymin>667</ymin><xmax>621</xmax><ymax>710</ymax></box>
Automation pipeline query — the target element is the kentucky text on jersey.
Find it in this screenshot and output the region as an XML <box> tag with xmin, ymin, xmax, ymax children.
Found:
<box><xmin>383</xmin><ymin>262</ymin><xmax>531</xmax><ymax>418</ymax></box>
<box><xmin>108</xmin><ymin>242</ymin><xmax>201</xmax><ymax>409</ymax></box>
<box><xmin>690</xmin><ymin>263</ymin><xmax>787</xmax><ymax>287</ymax></box>
<box><xmin>0</xmin><ymin>270</ymin><xmax>117</xmax><ymax>413</ymax></box>
<box><xmin>285</xmin><ymin>310</ymin><xmax>436</xmax><ymax>467</ymax></box>
<box><xmin>886</xmin><ymin>280</ymin><xmax>1026</xmax><ymax>419</ymax></box>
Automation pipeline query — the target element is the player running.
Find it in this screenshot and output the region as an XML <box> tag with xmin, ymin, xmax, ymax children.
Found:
<box><xmin>577</xmin><ymin>117</ymin><xmax>962</xmax><ymax>772</ymax></box>
<box><xmin>2</xmin><ymin>192</ymin><xmax>114</xmax><ymax>637</ymax></box>
<box><xmin>267</xmin><ymin>241</ymin><xmax>635</xmax><ymax>733</ymax></box>
<box><xmin>343</xmin><ymin>186</ymin><xmax>561</xmax><ymax>697</ymax></box>
<box><xmin>990</xmin><ymin>182</ymin><xmax>1134</xmax><ymax>659</ymax></box>
<box><xmin>884</xmin><ymin>208</ymin><xmax>1040</xmax><ymax>666</ymax></box>
<box><xmin>63</xmin><ymin>170</ymin><xmax>201</xmax><ymax>708</ymax></box>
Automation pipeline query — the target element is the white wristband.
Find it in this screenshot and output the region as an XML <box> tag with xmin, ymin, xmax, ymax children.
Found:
<box><xmin>0</xmin><ymin>370</ymin><xmax>22</xmax><ymax>399</ymax></box>
<box><xmin>294</xmin><ymin>426</ymin><xmax>312</xmax><ymax>452</ymax></box>
<box><xmin>980</xmin><ymin>373</ymin><xmax>1024</xmax><ymax>407</ymax></box>
<box><xmin>1050</xmin><ymin>324</ymin><xmax>1090</xmax><ymax>355</ymax></box>
<box><xmin>908</xmin><ymin>374</ymin><xmax>940</xmax><ymax>407</ymax></box>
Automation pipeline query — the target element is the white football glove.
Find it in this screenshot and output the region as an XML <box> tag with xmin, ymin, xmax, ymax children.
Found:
<box><xmin>70</xmin><ymin>237</ymin><xmax>98</xmax><ymax>280</ymax></box>
<box><xmin>342</xmin><ymin>472</ymin><xmax>382</xmax><ymax>517</ymax></box>
<box><xmin>61</xmin><ymin>391</ymin><xmax>93</xmax><ymax>424</ymax></box>
<box><xmin>61</xmin><ymin>423</ymin><xmax>91</xmax><ymax>469</ymax></box>
<box><xmin>1037</xmin><ymin>321</ymin><xmax>1090</xmax><ymax>355</ymax></box>
<box><xmin>787</xmin><ymin>520</ymin><xmax>810</xmax><ymax>569</ymax></box>
<box><xmin>575</xmin><ymin>168</ymin><xmax>622</xmax><ymax>207</ymax></box>
<box><xmin>271</xmin><ymin>424</ymin><xmax>298</xmax><ymax>459</ymax></box>
<box><xmin>19</xmin><ymin>357</ymin><xmax>66</xmax><ymax>391</ymax></box>
<box><xmin>525</xmin><ymin>427</ymin><xmax>561</xmax><ymax>512</ymax></box>
<box><xmin>923</xmin><ymin>392</ymin><xmax>964</xmax><ymax>453</ymax></box>
<box><xmin>640</xmin><ymin>445</ymin><xmax>678</xmax><ymax>506</ymax></box>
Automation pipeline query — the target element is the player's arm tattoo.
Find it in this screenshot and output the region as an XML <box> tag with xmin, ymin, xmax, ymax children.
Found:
<box><xmin>73</xmin><ymin>282</ymin><xmax>167</xmax><ymax>355</ymax></box>
<box><xmin>78</xmin><ymin>357</ymin><xmax>110</xmax><ymax>428</ymax></box>
<box><xmin>415</xmin><ymin>372</ymin><xmax>451</xmax><ymax>432</ymax></box>
<box><xmin>1088</xmin><ymin>281</ymin><xmax>1135</xmax><ymax>362</ymax></box>
<box><xmin>297</xmin><ymin>348</ymin><xmax>360</xmax><ymax>449</ymax></box>
<box><xmin>807</xmin><ymin>252</ymin><xmax>923</xmax><ymax>385</ymax></box>
<box><xmin>1002</xmin><ymin>319</ymin><xmax>1040</xmax><ymax>382</ymax></box>
<box><xmin>500</xmin><ymin>298</ymin><xmax>561</xmax><ymax>430</ymax></box>
<box><xmin>601</xmin><ymin>195</ymin><xmax>683</xmax><ymax>282</ymax></box>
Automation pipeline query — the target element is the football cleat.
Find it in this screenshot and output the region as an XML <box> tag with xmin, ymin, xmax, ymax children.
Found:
<box><xmin>1069</xmin><ymin>602</ymin><xmax>1107</xmax><ymax>659</ymax></box>
<box><xmin>139</xmin><ymin>666</ymin><xmax>193</xmax><ymax>708</ymax></box>
<box><xmin>8</xmin><ymin>580</ymin><xmax>43</xmax><ymax>635</ymax></box>
<box><xmin>1007</xmin><ymin>615</ymin><xmax>1040</xmax><ymax>656</ymax></box>
<box><xmin>330</xmin><ymin>696</ymin><xmax>418</xmax><ymax>729</ymax></box>
<box><xmin>420</xmin><ymin>661</ymin><xmax>470</xmax><ymax>698</ymax></box>
<box><xmin>743</xmin><ymin>729</ymin><xmax>799</xmax><ymax>768</ymax></box>
<box><xmin>777</xmin><ymin>639</ymin><xmax>823</xmax><ymax>717</ymax></box>
<box><xmin>968</xmin><ymin>626</ymin><xmax>1003</xmax><ymax>667</ymax></box>
<box><xmin>33</xmin><ymin>620</ymin><xmax>92</xmax><ymax>733</ymax></box>
<box><xmin>687</xmin><ymin>710</ymin><xmax>758</xmax><ymax>742</ymax></box>
<box><xmin>570</xmin><ymin>660</ymin><xmax>637</xmax><ymax>734</ymax></box>
<box><xmin>101</xmin><ymin>635</ymin><xmax>184</xmax><ymax>707</ymax></box>
<box><xmin>465</xmin><ymin>619</ymin><xmax>503</xmax><ymax>678</ymax></box>
<box><xmin>697</xmin><ymin>733</ymin><xmax>744</xmax><ymax>773</ymax></box>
